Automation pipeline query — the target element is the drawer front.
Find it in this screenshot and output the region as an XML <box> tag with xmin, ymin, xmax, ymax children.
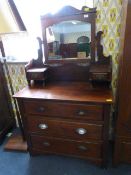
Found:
<box><xmin>30</xmin><ymin>135</ymin><xmax>102</xmax><ymax>159</ymax></box>
<box><xmin>24</xmin><ymin>101</ymin><xmax>103</xmax><ymax>121</ymax></box>
<box><xmin>27</xmin><ymin>116</ymin><xmax>103</xmax><ymax>140</ymax></box>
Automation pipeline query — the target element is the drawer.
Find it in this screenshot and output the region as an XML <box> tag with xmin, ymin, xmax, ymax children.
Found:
<box><xmin>24</xmin><ymin>100</ymin><xmax>103</xmax><ymax>121</ymax></box>
<box><xmin>30</xmin><ymin>135</ymin><xmax>102</xmax><ymax>159</ymax></box>
<box><xmin>27</xmin><ymin>116</ymin><xmax>103</xmax><ymax>140</ymax></box>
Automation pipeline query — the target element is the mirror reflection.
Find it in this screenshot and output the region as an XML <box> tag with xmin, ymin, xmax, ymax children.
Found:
<box><xmin>46</xmin><ymin>20</ymin><xmax>91</xmax><ymax>60</ymax></box>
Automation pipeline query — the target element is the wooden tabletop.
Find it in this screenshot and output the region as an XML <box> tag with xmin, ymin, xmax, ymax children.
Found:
<box><xmin>13</xmin><ymin>82</ymin><xmax>113</xmax><ymax>104</ymax></box>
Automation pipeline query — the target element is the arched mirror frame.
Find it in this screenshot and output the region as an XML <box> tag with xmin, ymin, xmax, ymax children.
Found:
<box><xmin>25</xmin><ymin>5</ymin><xmax>111</xmax><ymax>86</ymax></box>
<box><xmin>41</xmin><ymin>6</ymin><xmax>96</xmax><ymax>64</ymax></box>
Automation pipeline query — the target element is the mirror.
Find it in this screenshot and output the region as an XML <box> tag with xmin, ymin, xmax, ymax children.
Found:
<box><xmin>41</xmin><ymin>6</ymin><xmax>96</xmax><ymax>63</ymax></box>
<box><xmin>46</xmin><ymin>20</ymin><xmax>91</xmax><ymax>60</ymax></box>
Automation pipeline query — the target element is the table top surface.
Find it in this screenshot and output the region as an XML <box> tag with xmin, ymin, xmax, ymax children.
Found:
<box><xmin>14</xmin><ymin>81</ymin><xmax>113</xmax><ymax>104</ymax></box>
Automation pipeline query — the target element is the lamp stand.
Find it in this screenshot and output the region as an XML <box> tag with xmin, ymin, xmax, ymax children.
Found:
<box><xmin>0</xmin><ymin>40</ymin><xmax>5</xmax><ymax>57</ymax></box>
<box><xmin>2</xmin><ymin>59</ymin><xmax>27</xmax><ymax>152</ymax></box>
<box><xmin>4</xmin><ymin>131</ymin><xmax>27</xmax><ymax>152</ymax></box>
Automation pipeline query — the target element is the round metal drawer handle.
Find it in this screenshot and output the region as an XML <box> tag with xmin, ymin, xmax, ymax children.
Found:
<box><xmin>38</xmin><ymin>123</ymin><xmax>48</xmax><ymax>130</ymax></box>
<box><xmin>43</xmin><ymin>142</ymin><xmax>50</xmax><ymax>147</ymax></box>
<box><xmin>78</xmin><ymin>145</ymin><xmax>87</xmax><ymax>151</ymax></box>
<box><xmin>78</xmin><ymin>110</ymin><xmax>85</xmax><ymax>116</ymax></box>
<box><xmin>76</xmin><ymin>128</ymin><xmax>87</xmax><ymax>135</ymax></box>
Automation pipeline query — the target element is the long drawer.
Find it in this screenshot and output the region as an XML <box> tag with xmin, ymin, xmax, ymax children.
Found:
<box><xmin>27</xmin><ymin>116</ymin><xmax>103</xmax><ymax>140</ymax></box>
<box><xmin>30</xmin><ymin>135</ymin><xmax>103</xmax><ymax>159</ymax></box>
<box><xmin>24</xmin><ymin>100</ymin><xmax>103</xmax><ymax>121</ymax></box>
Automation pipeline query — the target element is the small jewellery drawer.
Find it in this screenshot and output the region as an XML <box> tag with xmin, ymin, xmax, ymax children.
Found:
<box><xmin>30</xmin><ymin>135</ymin><xmax>102</xmax><ymax>159</ymax></box>
<box><xmin>24</xmin><ymin>100</ymin><xmax>103</xmax><ymax>121</ymax></box>
<box><xmin>27</xmin><ymin>116</ymin><xmax>103</xmax><ymax>140</ymax></box>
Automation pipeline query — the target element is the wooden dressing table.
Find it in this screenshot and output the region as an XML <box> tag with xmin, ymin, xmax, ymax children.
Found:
<box><xmin>14</xmin><ymin>6</ymin><xmax>112</xmax><ymax>167</ymax></box>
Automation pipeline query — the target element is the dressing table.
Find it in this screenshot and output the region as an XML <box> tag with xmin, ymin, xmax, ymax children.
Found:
<box><xmin>14</xmin><ymin>6</ymin><xmax>113</xmax><ymax>167</ymax></box>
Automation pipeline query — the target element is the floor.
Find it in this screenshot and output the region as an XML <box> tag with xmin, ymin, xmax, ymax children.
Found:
<box><xmin>0</xmin><ymin>137</ymin><xmax>131</xmax><ymax>175</ymax></box>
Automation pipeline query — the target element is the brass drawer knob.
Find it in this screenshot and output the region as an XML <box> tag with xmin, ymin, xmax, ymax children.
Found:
<box><xmin>38</xmin><ymin>107</ymin><xmax>45</xmax><ymax>112</ymax></box>
<box><xmin>78</xmin><ymin>145</ymin><xmax>87</xmax><ymax>151</ymax></box>
<box><xmin>43</xmin><ymin>142</ymin><xmax>50</xmax><ymax>147</ymax></box>
<box><xmin>38</xmin><ymin>123</ymin><xmax>48</xmax><ymax>130</ymax></box>
<box><xmin>78</xmin><ymin>110</ymin><xmax>85</xmax><ymax>116</ymax></box>
<box><xmin>76</xmin><ymin>128</ymin><xmax>87</xmax><ymax>135</ymax></box>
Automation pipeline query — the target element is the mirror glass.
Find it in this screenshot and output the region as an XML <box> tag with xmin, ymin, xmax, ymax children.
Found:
<box><xmin>46</xmin><ymin>20</ymin><xmax>91</xmax><ymax>60</ymax></box>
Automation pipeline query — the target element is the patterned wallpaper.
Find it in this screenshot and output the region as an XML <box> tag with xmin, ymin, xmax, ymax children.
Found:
<box><xmin>5</xmin><ymin>63</ymin><xmax>27</xmax><ymax>93</ymax></box>
<box><xmin>94</xmin><ymin>0</ymin><xmax>123</xmax><ymax>95</ymax></box>
<box><xmin>93</xmin><ymin>0</ymin><xmax>123</xmax><ymax>138</ymax></box>
<box><xmin>3</xmin><ymin>63</ymin><xmax>27</xmax><ymax>125</ymax></box>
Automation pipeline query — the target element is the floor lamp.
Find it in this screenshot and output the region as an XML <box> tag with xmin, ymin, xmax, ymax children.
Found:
<box><xmin>0</xmin><ymin>0</ymin><xmax>27</xmax><ymax>151</ymax></box>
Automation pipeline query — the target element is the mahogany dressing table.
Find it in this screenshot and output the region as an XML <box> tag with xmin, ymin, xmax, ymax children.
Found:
<box><xmin>14</xmin><ymin>6</ymin><xmax>113</xmax><ymax>167</ymax></box>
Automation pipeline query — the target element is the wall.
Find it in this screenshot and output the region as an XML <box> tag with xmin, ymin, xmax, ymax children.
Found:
<box><xmin>64</xmin><ymin>32</ymin><xmax>90</xmax><ymax>43</ymax></box>
<box><xmin>3</xmin><ymin>62</ymin><xmax>27</xmax><ymax>125</ymax></box>
<box><xmin>93</xmin><ymin>0</ymin><xmax>123</xmax><ymax>138</ymax></box>
<box><xmin>94</xmin><ymin>0</ymin><xmax>123</xmax><ymax>95</ymax></box>
<box><xmin>5</xmin><ymin>63</ymin><xmax>27</xmax><ymax>93</ymax></box>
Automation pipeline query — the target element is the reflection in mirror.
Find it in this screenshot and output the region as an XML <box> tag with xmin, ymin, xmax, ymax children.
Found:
<box><xmin>46</xmin><ymin>20</ymin><xmax>91</xmax><ymax>60</ymax></box>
